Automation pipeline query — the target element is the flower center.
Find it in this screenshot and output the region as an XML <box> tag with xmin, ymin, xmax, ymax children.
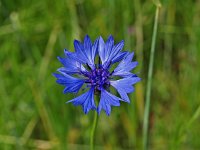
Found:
<box><xmin>87</xmin><ymin>67</ymin><xmax>110</xmax><ymax>91</ymax></box>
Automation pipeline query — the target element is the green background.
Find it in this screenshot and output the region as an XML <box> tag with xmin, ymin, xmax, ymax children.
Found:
<box><xmin>0</xmin><ymin>0</ymin><xmax>200</xmax><ymax>149</ymax></box>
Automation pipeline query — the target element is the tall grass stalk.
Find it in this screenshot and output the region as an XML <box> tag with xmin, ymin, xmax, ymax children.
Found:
<box><xmin>143</xmin><ymin>4</ymin><xmax>161</xmax><ymax>150</ymax></box>
<box><xmin>179</xmin><ymin>104</ymin><xmax>200</xmax><ymax>137</ymax></box>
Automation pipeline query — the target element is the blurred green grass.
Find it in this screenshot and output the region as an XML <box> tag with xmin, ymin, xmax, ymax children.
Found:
<box><xmin>0</xmin><ymin>0</ymin><xmax>200</xmax><ymax>149</ymax></box>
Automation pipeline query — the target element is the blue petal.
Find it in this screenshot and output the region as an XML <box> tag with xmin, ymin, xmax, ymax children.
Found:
<box><xmin>84</xmin><ymin>36</ymin><xmax>92</xmax><ymax>62</ymax></box>
<box><xmin>57</xmin><ymin>56</ymin><xmax>82</xmax><ymax>74</ymax></box>
<box><xmin>97</xmin><ymin>89</ymin><xmax>121</xmax><ymax>116</ymax></box>
<box><xmin>112</xmin><ymin>52</ymin><xmax>138</xmax><ymax>77</ymax></box>
<box><xmin>74</xmin><ymin>40</ymin><xmax>89</xmax><ymax>63</ymax></box>
<box><xmin>91</xmin><ymin>38</ymin><xmax>98</xmax><ymax>63</ymax></box>
<box><xmin>53</xmin><ymin>73</ymin><xmax>84</xmax><ymax>93</ymax></box>
<box><xmin>98</xmin><ymin>35</ymin><xmax>115</xmax><ymax>65</ymax></box>
<box><xmin>98</xmin><ymin>36</ymin><xmax>106</xmax><ymax>64</ymax></box>
<box><xmin>113</xmin><ymin>72</ymin><xmax>136</xmax><ymax>78</ymax></box>
<box><xmin>83</xmin><ymin>35</ymin><xmax>97</xmax><ymax>69</ymax></box>
<box><xmin>106</xmin><ymin>40</ymin><xmax>124</xmax><ymax>63</ymax></box>
<box><xmin>65</xmin><ymin>36</ymin><xmax>97</xmax><ymax>69</ymax></box>
<box><xmin>115</xmin><ymin>88</ymin><xmax>130</xmax><ymax>103</ymax></box>
<box><xmin>110</xmin><ymin>77</ymin><xmax>141</xmax><ymax>102</ymax></box>
<box><xmin>98</xmin><ymin>35</ymin><xmax>128</xmax><ymax>69</ymax></box>
<box><xmin>64</xmin><ymin>49</ymin><xmax>86</xmax><ymax>64</ymax></box>
<box><xmin>63</xmin><ymin>82</ymin><xmax>84</xmax><ymax>94</ymax></box>
<box><xmin>52</xmin><ymin>73</ymin><xmax>64</xmax><ymax>79</ymax></box>
<box><xmin>67</xmin><ymin>88</ymin><xmax>96</xmax><ymax>114</ymax></box>
<box><xmin>111</xmin><ymin>51</ymin><xmax>129</xmax><ymax>63</ymax></box>
<box><xmin>64</xmin><ymin>48</ymin><xmax>71</xmax><ymax>57</ymax></box>
<box><xmin>111</xmin><ymin>77</ymin><xmax>141</xmax><ymax>92</ymax></box>
<box><xmin>104</xmin><ymin>35</ymin><xmax>114</xmax><ymax>61</ymax></box>
<box><xmin>102</xmin><ymin>47</ymin><xmax>127</xmax><ymax>69</ymax></box>
<box><xmin>58</xmin><ymin>49</ymin><xmax>88</xmax><ymax>74</ymax></box>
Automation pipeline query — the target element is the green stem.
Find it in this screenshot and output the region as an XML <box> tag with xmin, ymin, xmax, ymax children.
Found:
<box><xmin>143</xmin><ymin>5</ymin><xmax>160</xmax><ymax>150</ymax></box>
<box><xmin>90</xmin><ymin>111</ymin><xmax>98</xmax><ymax>150</ymax></box>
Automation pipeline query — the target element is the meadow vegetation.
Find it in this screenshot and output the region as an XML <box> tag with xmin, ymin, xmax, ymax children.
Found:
<box><xmin>0</xmin><ymin>0</ymin><xmax>200</xmax><ymax>149</ymax></box>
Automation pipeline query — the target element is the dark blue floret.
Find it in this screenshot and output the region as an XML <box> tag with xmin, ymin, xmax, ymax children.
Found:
<box><xmin>85</xmin><ymin>66</ymin><xmax>111</xmax><ymax>91</ymax></box>
<box><xmin>53</xmin><ymin>35</ymin><xmax>140</xmax><ymax>115</ymax></box>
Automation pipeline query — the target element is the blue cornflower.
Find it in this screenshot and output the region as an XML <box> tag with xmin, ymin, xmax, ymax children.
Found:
<box><xmin>53</xmin><ymin>35</ymin><xmax>141</xmax><ymax>116</ymax></box>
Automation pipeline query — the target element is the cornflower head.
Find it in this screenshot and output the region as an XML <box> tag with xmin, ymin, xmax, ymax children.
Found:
<box><xmin>53</xmin><ymin>35</ymin><xmax>141</xmax><ymax>116</ymax></box>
